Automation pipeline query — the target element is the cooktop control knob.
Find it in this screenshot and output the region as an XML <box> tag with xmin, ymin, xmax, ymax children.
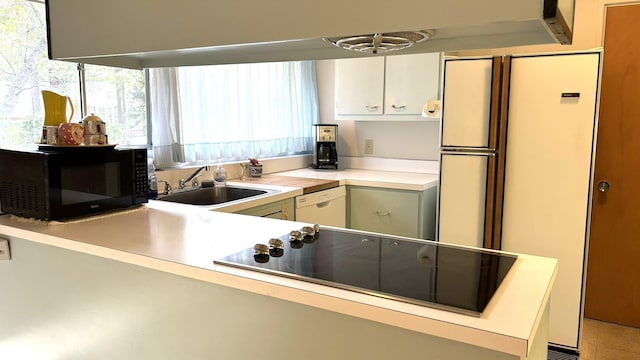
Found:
<box><xmin>289</xmin><ymin>230</ymin><xmax>303</xmax><ymax>249</ymax></box>
<box><xmin>253</xmin><ymin>243</ymin><xmax>270</xmax><ymax>263</ymax></box>
<box><xmin>268</xmin><ymin>238</ymin><xmax>284</xmax><ymax>257</ymax></box>
<box><xmin>301</xmin><ymin>226</ymin><xmax>316</xmax><ymax>243</ymax></box>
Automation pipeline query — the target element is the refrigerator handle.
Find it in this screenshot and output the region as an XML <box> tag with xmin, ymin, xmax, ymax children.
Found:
<box><xmin>442</xmin><ymin>146</ymin><xmax>496</xmax><ymax>152</ymax></box>
<box><xmin>441</xmin><ymin>149</ymin><xmax>496</xmax><ymax>156</ymax></box>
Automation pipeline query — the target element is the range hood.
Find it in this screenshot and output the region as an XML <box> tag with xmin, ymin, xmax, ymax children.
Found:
<box><xmin>45</xmin><ymin>0</ymin><xmax>573</xmax><ymax>69</ymax></box>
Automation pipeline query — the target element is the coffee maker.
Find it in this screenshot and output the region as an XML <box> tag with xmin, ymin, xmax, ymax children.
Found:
<box><xmin>312</xmin><ymin>124</ymin><xmax>338</xmax><ymax>169</ymax></box>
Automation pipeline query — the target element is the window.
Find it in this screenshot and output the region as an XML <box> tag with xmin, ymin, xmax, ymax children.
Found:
<box><xmin>1</xmin><ymin>0</ymin><xmax>316</xmax><ymax>167</ymax></box>
<box><xmin>83</xmin><ymin>64</ymin><xmax>146</xmax><ymax>146</ymax></box>
<box><xmin>148</xmin><ymin>62</ymin><xmax>317</xmax><ymax>168</ymax></box>
<box><xmin>0</xmin><ymin>0</ymin><xmax>146</xmax><ymax>147</ymax></box>
<box><xmin>0</xmin><ymin>0</ymin><xmax>77</xmax><ymax>145</ymax></box>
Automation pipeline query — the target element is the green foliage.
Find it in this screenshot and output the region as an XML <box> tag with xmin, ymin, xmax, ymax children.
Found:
<box><xmin>0</xmin><ymin>114</ymin><xmax>41</xmax><ymax>146</ymax></box>
<box><xmin>1</xmin><ymin>1</ymin><xmax>148</xmax><ymax>147</ymax></box>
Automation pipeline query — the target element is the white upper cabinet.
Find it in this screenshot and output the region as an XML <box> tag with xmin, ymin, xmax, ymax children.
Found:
<box><xmin>335</xmin><ymin>57</ymin><xmax>386</xmax><ymax>115</ymax></box>
<box><xmin>335</xmin><ymin>53</ymin><xmax>441</xmax><ymax>121</ymax></box>
<box><xmin>384</xmin><ymin>54</ymin><xmax>441</xmax><ymax>116</ymax></box>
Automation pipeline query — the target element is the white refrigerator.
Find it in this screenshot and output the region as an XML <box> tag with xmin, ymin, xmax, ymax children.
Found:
<box><xmin>438</xmin><ymin>56</ymin><xmax>507</xmax><ymax>250</ymax></box>
<box><xmin>437</xmin><ymin>52</ymin><xmax>601</xmax><ymax>351</ymax></box>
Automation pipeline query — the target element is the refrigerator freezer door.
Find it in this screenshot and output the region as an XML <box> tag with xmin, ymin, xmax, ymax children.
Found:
<box><xmin>441</xmin><ymin>58</ymin><xmax>494</xmax><ymax>149</ymax></box>
<box><xmin>438</xmin><ymin>153</ymin><xmax>494</xmax><ymax>248</ymax></box>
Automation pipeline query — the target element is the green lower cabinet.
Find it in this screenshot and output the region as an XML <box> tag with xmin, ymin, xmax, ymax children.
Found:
<box><xmin>235</xmin><ymin>198</ymin><xmax>294</xmax><ymax>220</ymax></box>
<box><xmin>347</xmin><ymin>186</ymin><xmax>436</xmax><ymax>240</ymax></box>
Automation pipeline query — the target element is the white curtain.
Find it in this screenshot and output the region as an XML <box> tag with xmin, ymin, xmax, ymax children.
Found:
<box><xmin>149</xmin><ymin>61</ymin><xmax>318</xmax><ymax>167</ymax></box>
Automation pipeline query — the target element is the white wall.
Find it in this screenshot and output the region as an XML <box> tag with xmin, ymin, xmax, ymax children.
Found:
<box><xmin>315</xmin><ymin>60</ymin><xmax>440</xmax><ymax>161</ymax></box>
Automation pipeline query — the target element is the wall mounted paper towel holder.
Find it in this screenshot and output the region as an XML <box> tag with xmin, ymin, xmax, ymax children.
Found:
<box><xmin>422</xmin><ymin>100</ymin><xmax>441</xmax><ymax>118</ymax></box>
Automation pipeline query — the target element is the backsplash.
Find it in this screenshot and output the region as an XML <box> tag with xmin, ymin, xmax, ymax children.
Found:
<box><xmin>340</xmin><ymin>156</ymin><xmax>439</xmax><ymax>174</ymax></box>
<box><xmin>155</xmin><ymin>155</ymin><xmax>312</xmax><ymax>191</ymax></box>
<box><xmin>153</xmin><ymin>153</ymin><xmax>437</xmax><ymax>193</ymax></box>
<box><xmin>315</xmin><ymin>60</ymin><xmax>440</xmax><ymax>162</ymax></box>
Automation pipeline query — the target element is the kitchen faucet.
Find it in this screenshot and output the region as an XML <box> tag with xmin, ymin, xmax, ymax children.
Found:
<box><xmin>179</xmin><ymin>165</ymin><xmax>210</xmax><ymax>189</ymax></box>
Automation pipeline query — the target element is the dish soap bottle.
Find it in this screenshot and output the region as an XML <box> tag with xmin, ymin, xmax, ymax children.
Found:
<box><xmin>214</xmin><ymin>161</ymin><xmax>227</xmax><ymax>187</ymax></box>
<box><xmin>147</xmin><ymin>158</ymin><xmax>158</xmax><ymax>199</ymax></box>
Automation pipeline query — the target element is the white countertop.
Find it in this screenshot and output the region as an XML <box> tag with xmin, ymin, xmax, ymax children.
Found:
<box><xmin>273</xmin><ymin>168</ymin><xmax>439</xmax><ymax>191</ymax></box>
<box><xmin>0</xmin><ymin>194</ymin><xmax>557</xmax><ymax>358</ymax></box>
<box><xmin>154</xmin><ymin>166</ymin><xmax>437</xmax><ymax>214</ymax></box>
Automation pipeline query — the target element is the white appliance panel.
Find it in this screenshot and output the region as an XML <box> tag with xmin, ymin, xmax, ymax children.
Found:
<box><xmin>500</xmin><ymin>53</ymin><xmax>600</xmax><ymax>349</ymax></box>
<box><xmin>441</xmin><ymin>59</ymin><xmax>494</xmax><ymax>149</ymax></box>
<box><xmin>438</xmin><ymin>154</ymin><xmax>489</xmax><ymax>248</ymax></box>
<box><xmin>296</xmin><ymin>186</ymin><xmax>346</xmax><ymax>228</ymax></box>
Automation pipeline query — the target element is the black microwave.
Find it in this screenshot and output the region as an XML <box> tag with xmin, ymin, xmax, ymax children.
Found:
<box><xmin>0</xmin><ymin>146</ymin><xmax>148</xmax><ymax>221</ymax></box>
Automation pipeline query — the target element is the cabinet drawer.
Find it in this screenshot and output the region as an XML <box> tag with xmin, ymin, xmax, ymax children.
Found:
<box><xmin>349</xmin><ymin>187</ymin><xmax>420</xmax><ymax>238</ymax></box>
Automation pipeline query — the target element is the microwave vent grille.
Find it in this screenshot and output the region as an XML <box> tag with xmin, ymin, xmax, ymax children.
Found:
<box><xmin>0</xmin><ymin>181</ymin><xmax>41</xmax><ymax>214</ymax></box>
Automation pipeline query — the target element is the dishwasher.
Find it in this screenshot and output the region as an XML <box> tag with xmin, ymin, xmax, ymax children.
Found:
<box><xmin>295</xmin><ymin>186</ymin><xmax>346</xmax><ymax>227</ymax></box>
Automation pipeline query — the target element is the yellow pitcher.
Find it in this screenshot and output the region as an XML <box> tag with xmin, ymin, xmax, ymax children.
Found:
<box><xmin>42</xmin><ymin>90</ymin><xmax>74</xmax><ymax>126</ymax></box>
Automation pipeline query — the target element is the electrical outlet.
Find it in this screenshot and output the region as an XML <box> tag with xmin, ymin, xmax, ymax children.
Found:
<box><xmin>0</xmin><ymin>239</ymin><xmax>10</xmax><ymax>260</ymax></box>
<box><xmin>364</xmin><ymin>139</ymin><xmax>374</xmax><ymax>155</ymax></box>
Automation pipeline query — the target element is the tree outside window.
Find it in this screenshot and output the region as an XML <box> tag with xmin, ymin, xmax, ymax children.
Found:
<box><xmin>0</xmin><ymin>0</ymin><xmax>147</xmax><ymax>147</ymax></box>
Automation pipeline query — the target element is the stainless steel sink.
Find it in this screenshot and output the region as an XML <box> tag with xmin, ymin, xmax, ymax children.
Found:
<box><xmin>157</xmin><ymin>186</ymin><xmax>274</xmax><ymax>205</ymax></box>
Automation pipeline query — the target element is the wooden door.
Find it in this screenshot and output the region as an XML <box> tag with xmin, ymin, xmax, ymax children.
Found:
<box><xmin>584</xmin><ymin>4</ymin><xmax>640</xmax><ymax>328</ymax></box>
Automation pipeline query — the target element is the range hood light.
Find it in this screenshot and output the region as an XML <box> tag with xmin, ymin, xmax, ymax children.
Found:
<box><xmin>325</xmin><ymin>30</ymin><xmax>434</xmax><ymax>54</ymax></box>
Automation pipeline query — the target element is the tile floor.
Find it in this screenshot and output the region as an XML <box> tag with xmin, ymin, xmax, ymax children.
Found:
<box><xmin>580</xmin><ymin>318</ymin><xmax>640</xmax><ymax>359</ymax></box>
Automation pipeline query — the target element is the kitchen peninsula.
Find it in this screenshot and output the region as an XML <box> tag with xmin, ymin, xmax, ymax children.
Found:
<box><xmin>0</xmin><ymin>191</ymin><xmax>556</xmax><ymax>359</ymax></box>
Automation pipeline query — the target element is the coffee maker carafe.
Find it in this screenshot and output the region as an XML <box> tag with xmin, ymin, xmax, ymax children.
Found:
<box><xmin>312</xmin><ymin>124</ymin><xmax>338</xmax><ymax>169</ymax></box>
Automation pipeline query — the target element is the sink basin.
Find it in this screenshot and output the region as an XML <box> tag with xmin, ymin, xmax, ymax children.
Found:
<box><xmin>157</xmin><ymin>186</ymin><xmax>273</xmax><ymax>205</ymax></box>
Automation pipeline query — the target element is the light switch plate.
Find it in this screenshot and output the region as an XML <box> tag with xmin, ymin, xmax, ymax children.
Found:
<box><xmin>0</xmin><ymin>239</ymin><xmax>10</xmax><ymax>260</ymax></box>
<box><xmin>364</xmin><ymin>139</ymin><xmax>374</xmax><ymax>155</ymax></box>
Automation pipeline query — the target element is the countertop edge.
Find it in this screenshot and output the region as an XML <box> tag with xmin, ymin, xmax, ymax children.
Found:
<box><xmin>0</xmin><ymin>220</ymin><xmax>549</xmax><ymax>358</ymax></box>
<box><xmin>271</xmin><ymin>168</ymin><xmax>439</xmax><ymax>191</ymax></box>
<box><xmin>0</xmin><ymin>167</ymin><xmax>554</xmax><ymax>357</ymax></box>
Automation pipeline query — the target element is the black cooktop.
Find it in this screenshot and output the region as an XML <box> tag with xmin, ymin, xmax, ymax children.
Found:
<box><xmin>214</xmin><ymin>227</ymin><xmax>517</xmax><ymax>316</ymax></box>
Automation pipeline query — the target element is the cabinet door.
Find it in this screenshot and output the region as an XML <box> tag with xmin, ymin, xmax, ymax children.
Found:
<box><xmin>385</xmin><ymin>53</ymin><xmax>440</xmax><ymax>115</ymax></box>
<box><xmin>335</xmin><ymin>57</ymin><xmax>385</xmax><ymax>115</ymax></box>
<box><xmin>350</xmin><ymin>187</ymin><xmax>419</xmax><ymax>238</ymax></box>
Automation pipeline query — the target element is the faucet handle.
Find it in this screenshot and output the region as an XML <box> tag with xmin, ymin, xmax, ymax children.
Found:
<box><xmin>158</xmin><ymin>180</ymin><xmax>171</xmax><ymax>195</ymax></box>
<box><xmin>192</xmin><ymin>173</ymin><xmax>204</xmax><ymax>188</ymax></box>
